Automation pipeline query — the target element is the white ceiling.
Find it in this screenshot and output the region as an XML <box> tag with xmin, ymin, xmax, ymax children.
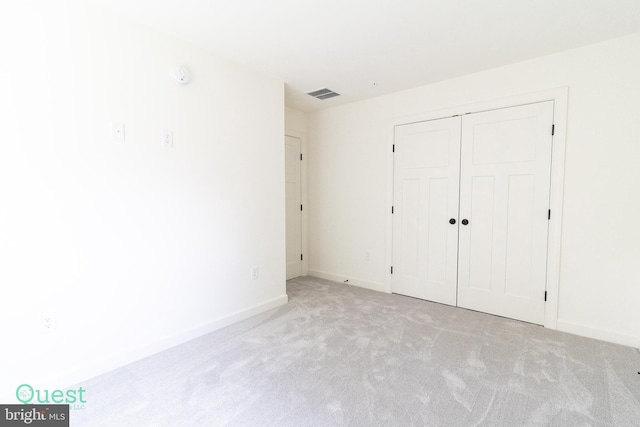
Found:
<box><xmin>88</xmin><ymin>0</ymin><xmax>640</xmax><ymax>112</ymax></box>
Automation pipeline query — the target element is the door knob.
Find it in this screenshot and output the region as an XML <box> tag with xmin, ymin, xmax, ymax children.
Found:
<box><xmin>461</xmin><ymin>219</ymin><xmax>469</xmax><ymax>225</ymax></box>
<box><xmin>449</xmin><ymin>218</ymin><xmax>456</xmax><ymax>225</ymax></box>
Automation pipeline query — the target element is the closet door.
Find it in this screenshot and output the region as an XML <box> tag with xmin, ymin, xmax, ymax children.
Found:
<box><xmin>457</xmin><ymin>101</ymin><xmax>554</xmax><ymax>324</ymax></box>
<box><xmin>392</xmin><ymin>116</ymin><xmax>461</xmax><ymax>305</ymax></box>
<box><xmin>285</xmin><ymin>135</ymin><xmax>302</xmax><ymax>280</ymax></box>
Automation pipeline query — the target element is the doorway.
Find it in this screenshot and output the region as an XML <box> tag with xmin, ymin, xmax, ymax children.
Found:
<box><xmin>285</xmin><ymin>135</ymin><xmax>303</xmax><ymax>279</ymax></box>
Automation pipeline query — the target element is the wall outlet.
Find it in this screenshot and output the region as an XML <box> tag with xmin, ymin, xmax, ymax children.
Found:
<box><xmin>111</xmin><ymin>122</ymin><xmax>125</xmax><ymax>142</ymax></box>
<box><xmin>161</xmin><ymin>130</ymin><xmax>173</xmax><ymax>148</ymax></box>
<box><xmin>251</xmin><ymin>267</ymin><xmax>259</xmax><ymax>280</ymax></box>
<box><xmin>43</xmin><ymin>313</ymin><xmax>57</xmax><ymax>333</ymax></box>
<box><xmin>365</xmin><ymin>251</ymin><xmax>370</xmax><ymax>262</ymax></box>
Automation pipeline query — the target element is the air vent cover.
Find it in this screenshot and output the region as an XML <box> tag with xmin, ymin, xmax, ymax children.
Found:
<box><xmin>307</xmin><ymin>88</ymin><xmax>340</xmax><ymax>100</ymax></box>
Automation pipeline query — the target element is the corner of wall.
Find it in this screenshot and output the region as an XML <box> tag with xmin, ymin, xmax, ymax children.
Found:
<box><xmin>556</xmin><ymin>318</ymin><xmax>640</xmax><ymax>348</ymax></box>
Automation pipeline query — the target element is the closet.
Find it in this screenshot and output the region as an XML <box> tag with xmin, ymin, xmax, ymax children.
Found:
<box><xmin>391</xmin><ymin>101</ymin><xmax>554</xmax><ymax>324</ymax></box>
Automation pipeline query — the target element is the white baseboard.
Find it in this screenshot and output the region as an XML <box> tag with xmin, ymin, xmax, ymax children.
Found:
<box><xmin>305</xmin><ymin>273</ymin><xmax>639</xmax><ymax>351</ymax></box>
<box><xmin>303</xmin><ymin>273</ymin><xmax>640</xmax><ymax>349</ymax></box>
<box><xmin>42</xmin><ymin>294</ymin><xmax>289</xmax><ymax>393</ymax></box>
<box><xmin>556</xmin><ymin>318</ymin><xmax>639</xmax><ymax>348</ymax></box>
<box><xmin>307</xmin><ymin>269</ymin><xmax>389</xmax><ymax>293</ymax></box>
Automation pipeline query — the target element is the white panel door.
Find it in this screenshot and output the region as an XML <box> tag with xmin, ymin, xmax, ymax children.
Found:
<box><xmin>285</xmin><ymin>136</ymin><xmax>302</xmax><ymax>280</ymax></box>
<box><xmin>392</xmin><ymin>116</ymin><xmax>461</xmax><ymax>305</ymax></box>
<box><xmin>457</xmin><ymin>101</ymin><xmax>554</xmax><ymax>324</ymax></box>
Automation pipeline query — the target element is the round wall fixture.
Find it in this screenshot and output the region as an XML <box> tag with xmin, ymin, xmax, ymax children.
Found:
<box><xmin>170</xmin><ymin>66</ymin><xmax>191</xmax><ymax>85</ymax></box>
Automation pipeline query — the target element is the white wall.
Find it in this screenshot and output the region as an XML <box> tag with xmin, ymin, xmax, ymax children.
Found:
<box><xmin>308</xmin><ymin>32</ymin><xmax>640</xmax><ymax>347</ymax></box>
<box><xmin>285</xmin><ymin>107</ymin><xmax>308</xmax><ymax>135</ymax></box>
<box><xmin>0</xmin><ymin>0</ymin><xmax>286</xmax><ymax>400</ymax></box>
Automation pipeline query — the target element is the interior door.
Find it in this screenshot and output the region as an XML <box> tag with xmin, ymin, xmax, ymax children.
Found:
<box><xmin>456</xmin><ymin>101</ymin><xmax>554</xmax><ymax>324</ymax></box>
<box><xmin>391</xmin><ymin>116</ymin><xmax>461</xmax><ymax>305</ymax></box>
<box><xmin>285</xmin><ymin>135</ymin><xmax>302</xmax><ymax>280</ymax></box>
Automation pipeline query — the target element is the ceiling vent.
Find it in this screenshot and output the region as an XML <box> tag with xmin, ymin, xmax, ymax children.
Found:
<box><xmin>307</xmin><ymin>88</ymin><xmax>340</xmax><ymax>100</ymax></box>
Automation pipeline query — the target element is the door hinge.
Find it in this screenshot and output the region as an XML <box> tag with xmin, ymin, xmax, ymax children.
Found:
<box><xmin>552</xmin><ymin>124</ymin><xmax>555</xmax><ymax>136</ymax></box>
<box><xmin>301</xmin><ymin>254</ymin><xmax>303</xmax><ymax>261</ymax></box>
<box><xmin>300</xmin><ymin>153</ymin><xmax>303</xmax><ymax>161</ymax></box>
<box><xmin>544</xmin><ymin>291</ymin><xmax>547</xmax><ymax>302</ymax></box>
<box><xmin>301</xmin><ymin>204</ymin><xmax>303</xmax><ymax>211</ymax></box>
<box><xmin>390</xmin><ymin>266</ymin><xmax>393</xmax><ymax>274</ymax></box>
<box><xmin>391</xmin><ymin>206</ymin><xmax>394</xmax><ymax>214</ymax></box>
<box><xmin>392</xmin><ymin>144</ymin><xmax>395</xmax><ymax>153</ymax></box>
<box><xmin>548</xmin><ymin>209</ymin><xmax>551</xmax><ymax>220</ymax></box>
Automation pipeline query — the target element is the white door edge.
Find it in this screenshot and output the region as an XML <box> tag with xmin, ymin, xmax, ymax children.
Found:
<box><xmin>286</xmin><ymin>129</ymin><xmax>308</xmax><ymax>278</ymax></box>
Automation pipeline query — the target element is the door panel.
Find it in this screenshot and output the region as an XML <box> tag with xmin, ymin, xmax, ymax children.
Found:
<box><xmin>392</xmin><ymin>117</ymin><xmax>461</xmax><ymax>306</ymax></box>
<box><xmin>505</xmin><ymin>174</ymin><xmax>535</xmax><ymax>298</ymax></box>
<box><xmin>399</xmin><ymin>179</ymin><xmax>420</xmax><ymax>278</ymax></box>
<box><xmin>426</xmin><ymin>178</ymin><xmax>450</xmax><ymax>284</ymax></box>
<box><xmin>457</xmin><ymin>101</ymin><xmax>554</xmax><ymax>324</ymax></box>
<box><xmin>468</xmin><ymin>176</ymin><xmax>495</xmax><ymax>292</ymax></box>
<box><xmin>285</xmin><ymin>136</ymin><xmax>302</xmax><ymax>280</ymax></box>
<box><xmin>471</xmin><ymin>117</ymin><xmax>537</xmax><ymax>164</ymax></box>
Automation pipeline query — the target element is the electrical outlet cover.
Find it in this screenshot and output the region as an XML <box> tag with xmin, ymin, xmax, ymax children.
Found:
<box><xmin>161</xmin><ymin>130</ymin><xmax>173</xmax><ymax>147</ymax></box>
<box><xmin>43</xmin><ymin>313</ymin><xmax>57</xmax><ymax>333</ymax></box>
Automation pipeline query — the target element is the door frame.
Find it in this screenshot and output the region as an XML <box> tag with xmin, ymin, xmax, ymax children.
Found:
<box><xmin>285</xmin><ymin>129</ymin><xmax>308</xmax><ymax>278</ymax></box>
<box><xmin>384</xmin><ymin>87</ymin><xmax>568</xmax><ymax>330</ymax></box>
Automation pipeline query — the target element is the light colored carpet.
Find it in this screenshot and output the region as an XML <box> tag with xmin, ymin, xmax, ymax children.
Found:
<box><xmin>72</xmin><ymin>276</ymin><xmax>640</xmax><ymax>426</ymax></box>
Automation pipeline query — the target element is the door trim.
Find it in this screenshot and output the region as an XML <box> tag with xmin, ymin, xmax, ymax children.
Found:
<box><xmin>285</xmin><ymin>129</ymin><xmax>308</xmax><ymax>277</ymax></box>
<box><xmin>384</xmin><ymin>87</ymin><xmax>568</xmax><ymax>330</ymax></box>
